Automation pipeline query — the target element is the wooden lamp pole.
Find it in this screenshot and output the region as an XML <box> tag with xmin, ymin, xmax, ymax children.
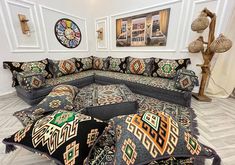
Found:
<box><xmin>192</xmin><ymin>8</ymin><xmax>216</xmax><ymax>102</ymax></box>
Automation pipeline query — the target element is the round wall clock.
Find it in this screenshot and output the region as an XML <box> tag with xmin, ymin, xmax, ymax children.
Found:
<box><xmin>54</xmin><ymin>18</ymin><xmax>82</xmax><ymax>48</ymax></box>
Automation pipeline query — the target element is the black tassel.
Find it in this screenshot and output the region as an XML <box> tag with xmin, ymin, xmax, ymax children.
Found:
<box><xmin>212</xmin><ymin>154</ymin><xmax>221</xmax><ymax>165</ymax></box>
<box><xmin>5</xmin><ymin>144</ymin><xmax>17</xmax><ymax>153</ymax></box>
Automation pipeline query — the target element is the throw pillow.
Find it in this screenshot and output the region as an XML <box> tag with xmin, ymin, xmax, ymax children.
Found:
<box><xmin>110</xmin><ymin>111</ymin><xmax>220</xmax><ymax>165</ymax></box>
<box><xmin>87</xmin><ymin>124</ymin><xmax>194</xmax><ymax>165</ymax></box>
<box><xmin>3</xmin><ymin>110</ymin><xmax>108</xmax><ymax>165</ymax></box>
<box><xmin>3</xmin><ymin>59</ymin><xmax>52</xmax><ymax>87</ymax></box>
<box><xmin>126</xmin><ymin>57</ymin><xmax>154</xmax><ymax>76</ymax></box>
<box><xmin>49</xmin><ymin>58</ymin><xmax>78</xmax><ymax>78</ymax></box>
<box><xmin>31</xmin><ymin>85</ymin><xmax>78</xmax><ymax>116</ymax></box>
<box><xmin>151</xmin><ymin>58</ymin><xmax>191</xmax><ymax>78</ymax></box>
<box><xmin>174</xmin><ymin>69</ymin><xmax>199</xmax><ymax>91</ymax></box>
<box><xmin>108</xmin><ymin>57</ymin><xmax>127</xmax><ymax>73</ymax></box>
<box><xmin>75</xmin><ymin>56</ymin><xmax>93</xmax><ymax>72</ymax></box>
<box><xmin>16</xmin><ymin>71</ymin><xmax>46</xmax><ymax>91</ymax></box>
<box><xmin>92</xmin><ymin>57</ymin><xmax>110</xmax><ymax>70</ymax></box>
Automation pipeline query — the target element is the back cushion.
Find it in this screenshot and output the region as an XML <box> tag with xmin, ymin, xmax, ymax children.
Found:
<box><xmin>49</xmin><ymin>58</ymin><xmax>78</xmax><ymax>78</ymax></box>
<box><xmin>92</xmin><ymin>57</ymin><xmax>110</xmax><ymax>70</ymax></box>
<box><xmin>151</xmin><ymin>58</ymin><xmax>191</xmax><ymax>78</ymax></box>
<box><xmin>108</xmin><ymin>57</ymin><xmax>127</xmax><ymax>73</ymax></box>
<box><xmin>3</xmin><ymin>59</ymin><xmax>52</xmax><ymax>87</ymax></box>
<box><xmin>126</xmin><ymin>57</ymin><xmax>154</xmax><ymax>76</ymax></box>
<box><xmin>75</xmin><ymin>56</ymin><xmax>93</xmax><ymax>72</ymax></box>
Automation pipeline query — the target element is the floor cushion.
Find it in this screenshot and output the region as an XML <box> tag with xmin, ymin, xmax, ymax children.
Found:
<box><xmin>109</xmin><ymin>111</ymin><xmax>220</xmax><ymax>165</ymax></box>
<box><xmin>3</xmin><ymin>110</ymin><xmax>107</xmax><ymax>165</ymax></box>
<box><xmin>74</xmin><ymin>84</ymin><xmax>138</xmax><ymax>121</ymax></box>
<box><xmin>31</xmin><ymin>85</ymin><xmax>78</xmax><ymax>115</ymax></box>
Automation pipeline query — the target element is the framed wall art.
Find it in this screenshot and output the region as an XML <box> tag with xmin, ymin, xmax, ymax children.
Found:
<box><xmin>95</xmin><ymin>17</ymin><xmax>109</xmax><ymax>51</ymax></box>
<box><xmin>110</xmin><ymin>0</ymin><xmax>183</xmax><ymax>52</ymax></box>
<box><xmin>54</xmin><ymin>18</ymin><xmax>82</xmax><ymax>48</ymax></box>
<box><xmin>40</xmin><ymin>5</ymin><xmax>88</xmax><ymax>52</ymax></box>
<box><xmin>116</xmin><ymin>8</ymin><xmax>170</xmax><ymax>47</ymax></box>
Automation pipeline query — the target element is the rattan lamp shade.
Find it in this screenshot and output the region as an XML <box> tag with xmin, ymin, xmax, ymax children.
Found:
<box><xmin>210</xmin><ymin>34</ymin><xmax>232</xmax><ymax>53</ymax></box>
<box><xmin>188</xmin><ymin>37</ymin><xmax>204</xmax><ymax>53</ymax></box>
<box><xmin>191</xmin><ymin>12</ymin><xmax>209</xmax><ymax>33</ymax></box>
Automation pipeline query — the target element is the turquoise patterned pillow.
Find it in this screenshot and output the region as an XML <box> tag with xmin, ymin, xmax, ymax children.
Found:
<box><xmin>111</xmin><ymin>111</ymin><xmax>220</xmax><ymax>165</ymax></box>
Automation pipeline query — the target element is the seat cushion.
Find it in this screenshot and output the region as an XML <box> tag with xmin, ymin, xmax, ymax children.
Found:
<box><xmin>74</xmin><ymin>84</ymin><xmax>138</xmax><ymax>121</ymax></box>
<box><xmin>93</xmin><ymin>70</ymin><xmax>191</xmax><ymax>107</ymax></box>
<box><xmin>16</xmin><ymin>70</ymin><xmax>95</xmax><ymax>105</ymax></box>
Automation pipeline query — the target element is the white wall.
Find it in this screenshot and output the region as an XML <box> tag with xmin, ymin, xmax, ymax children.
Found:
<box><xmin>0</xmin><ymin>0</ymin><xmax>93</xmax><ymax>95</ymax></box>
<box><xmin>90</xmin><ymin>0</ymin><xmax>235</xmax><ymax>93</ymax></box>
<box><xmin>0</xmin><ymin>0</ymin><xmax>234</xmax><ymax>95</ymax></box>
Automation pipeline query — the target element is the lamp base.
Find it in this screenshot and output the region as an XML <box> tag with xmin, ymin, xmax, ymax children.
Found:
<box><xmin>192</xmin><ymin>93</ymin><xmax>212</xmax><ymax>102</ymax></box>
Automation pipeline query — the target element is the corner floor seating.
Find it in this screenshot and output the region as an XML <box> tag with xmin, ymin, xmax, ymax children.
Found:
<box><xmin>3</xmin><ymin>56</ymin><xmax>193</xmax><ymax>107</ymax></box>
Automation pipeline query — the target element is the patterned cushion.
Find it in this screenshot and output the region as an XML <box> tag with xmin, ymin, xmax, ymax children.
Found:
<box><xmin>3</xmin><ymin>110</ymin><xmax>107</xmax><ymax>165</ymax></box>
<box><xmin>31</xmin><ymin>85</ymin><xmax>78</xmax><ymax>116</ymax></box>
<box><xmin>108</xmin><ymin>57</ymin><xmax>127</xmax><ymax>73</ymax></box>
<box><xmin>110</xmin><ymin>111</ymin><xmax>220</xmax><ymax>164</ymax></box>
<box><xmin>174</xmin><ymin>69</ymin><xmax>199</xmax><ymax>91</ymax></box>
<box><xmin>87</xmin><ymin>124</ymin><xmax>193</xmax><ymax>165</ymax></box>
<box><xmin>92</xmin><ymin>57</ymin><xmax>110</xmax><ymax>70</ymax></box>
<box><xmin>16</xmin><ymin>71</ymin><xmax>46</xmax><ymax>91</ymax></box>
<box><xmin>74</xmin><ymin>84</ymin><xmax>138</xmax><ymax>121</ymax></box>
<box><xmin>49</xmin><ymin>58</ymin><xmax>78</xmax><ymax>78</ymax></box>
<box><xmin>152</xmin><ymin>58</ymin><xmax>191</xmax><ymax>78</ymax></box>
<box><xmin>126</xmin><ymin>57</ymin><xmax>154</xmax><ymax>76</ymax></box>
<box><xmin>75</xmin><ymin>56</ymin><xmax>93</xmax><ymax>72</ymax></box>
<box><xmin>3</xmin><ymin>59</ymin><xmax>52</xmax><ymax>87</ymax></box>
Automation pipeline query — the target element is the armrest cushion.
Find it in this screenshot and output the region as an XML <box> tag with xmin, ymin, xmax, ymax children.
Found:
<box><xmin>16</xmin><ymin>71</ymin><xmax>46</xmax><ymax>91</ymax></box>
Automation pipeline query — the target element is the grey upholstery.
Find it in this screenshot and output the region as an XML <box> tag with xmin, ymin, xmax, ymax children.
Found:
<box><xmin>15</xmin><ymin>70</ymin><xmax>192</xmax><ymax>107</ymax></box>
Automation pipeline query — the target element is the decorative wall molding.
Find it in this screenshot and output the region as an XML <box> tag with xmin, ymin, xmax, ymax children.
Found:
<box><xmin>2</xmin><ymin>0</ymin><xmax>44</xmax><ymax>52</ymax></box>
<box><xmin>95</xmin><ymin>17</ymin><xmax>109</xmax><ymax>51</ymax></box>
<box><xmin>39</xmin><ymin>5</ymin><xmax>89</xmax><ymax>52</ymax></box>
<box><xmin>180</xmin><ymin>0</ymin><xmax>225</xmax><ymax>52</ymax></box>
<box><xmin>109</xmin><ymin>0</ymin><xmax>182</xmax><ymax>52</ymax></box>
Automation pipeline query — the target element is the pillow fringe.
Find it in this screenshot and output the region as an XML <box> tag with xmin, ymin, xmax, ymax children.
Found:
<box><xmin>5</xmin><ymin>144</ymin><xmax>17</xmax><ymax>153</ymax></box>
<box><xmin>212</xmin><ymin>153</ymin><xmax>221</xmax><ymax>165</ymax></box>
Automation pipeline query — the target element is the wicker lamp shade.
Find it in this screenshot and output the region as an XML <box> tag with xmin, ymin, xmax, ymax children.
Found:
<box><xmin>210</xmin><ymin>34</ymin><xmax>232</xmax><ymax>53</ymax></box>
<box><xmin>188</xmin><ymin>37</ymin><xmax>204</xmax><ymax>53</ymax></box>
<box><xmin>191</xmin><ymin>11</ymin><xmax>209</xmax><ymax>33</ymax></box>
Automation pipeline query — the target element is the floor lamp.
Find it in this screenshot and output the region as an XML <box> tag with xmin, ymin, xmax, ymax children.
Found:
<box><xmin>188</xmin><ymin>8</ymin><xmax>232</xmax><ymax>102</ymax></box>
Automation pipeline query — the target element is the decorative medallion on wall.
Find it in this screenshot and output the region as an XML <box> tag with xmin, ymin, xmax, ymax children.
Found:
<box><xmin>54</xmin><ymin>18</ymin><xmax>81</xmax><ymax>48</ymax></box>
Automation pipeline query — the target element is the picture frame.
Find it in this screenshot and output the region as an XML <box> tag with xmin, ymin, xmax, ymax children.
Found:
<box><xmin>95</xmin><ymin>17</ymin><xmax>109</xmax><ymax>51</ymax></box>
<box><xmin>110</xmin><ymin>0</ymin><xmax>183</xmax><ymax>52</ymax></box>
<box><xmin>115</xmin><ymin>8</ymin><xmax>170</xmax><ymax>47</ymax></box>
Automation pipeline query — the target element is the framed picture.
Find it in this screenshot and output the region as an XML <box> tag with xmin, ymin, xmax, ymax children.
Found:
<box><xmin>95</xmin><ymin>17</ymin><xmax>109</xmax><ymax>51</ymax></box>
<box><xmin>116</xmin><ymin>8</ymin><xmax>170</xmax><ymax>47</ymax></box>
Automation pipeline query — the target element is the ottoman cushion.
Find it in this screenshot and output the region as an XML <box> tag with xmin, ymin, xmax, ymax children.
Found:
<box><xmin>74</xmin><ymin>84</ymin><xmax>138</xmax><ymax>121</ymax></box>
